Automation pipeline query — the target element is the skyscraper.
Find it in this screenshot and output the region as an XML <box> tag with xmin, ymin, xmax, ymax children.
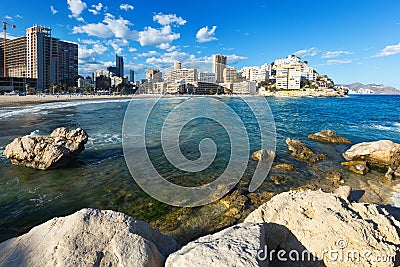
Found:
<box><xmin>0</xmin><ymin>37</ymin><xmax>27</xmax><ymax>77</ymax></box>
<box><xmin>130</xmin><ymin>69</ymin><xmax>135</xmax><ymax>82</ymax></box>
<box><xmin>116</xmin><ymin>54</ymin><xmax>124</xmax><ymax>78</ymax></box>
<box><xmin>26</xmin><ymin>25</ymin><xmax>78</xmax><ymax>90</ymax></box>
<box><xmin>212</xmin><ymin>54</ymin><xmax>227</xmax><ymax>83</ymax></box>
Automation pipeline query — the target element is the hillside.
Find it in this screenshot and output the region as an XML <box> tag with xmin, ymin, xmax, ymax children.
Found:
<box><xmin>343</xmin><ymin>82</ymin><xmax>400</xmax><ymax>95</ymax></box>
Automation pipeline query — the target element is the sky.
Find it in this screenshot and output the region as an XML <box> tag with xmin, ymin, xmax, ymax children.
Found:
<box><xmin>1</xmin><ymin>0</ymin><xmax>400</xmax><ymax>88</ymax></box>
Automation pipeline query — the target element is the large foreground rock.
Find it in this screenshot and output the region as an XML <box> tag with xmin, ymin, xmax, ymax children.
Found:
<box><xmin>245</xmin><ymin>189</ymin><xmax>400</xmax><ymax>267</ymax></box>
<box><xmin>308</xmin><ymin>130</ymin><xmax>351</xmax><ymax>144</ymax></box>
<box><xmin>3</xmin><ymin>127</ymin><xmax>88</xmax><ymax>170</ymax></box>
<box><xmin>286</xmin><ymin>138</ymin><xmax>326</xmax><ymax>163</ymax></box>
<box><xmin>343</xmin><ymin>140</ymin><xmax>400</xmax><ymax>179</ymax></box>
<box><xmin>166</xmin><ymin>223</ymin><xmax>267</xmax><ymax>267</ymax></box>
<box><xmin>0</xmin><ymin>208</ymin><xmax>179</xmax><ymax>267</ymax></box>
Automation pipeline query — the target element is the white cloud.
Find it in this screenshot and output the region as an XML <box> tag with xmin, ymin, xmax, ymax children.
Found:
<box><xmin>138</xmin><ymin>51</ymin><xmax>159</xmax><ymax>57</ymax></box>
<box><xmin>89</xmin><ymin>3</ymin><xmax>103</xmax><ymax>15</ymax></box>
<box><xmin>156</xmin><ymin>43</ymin><xmax>177</xmax><ymax>51</ymax></box>
<box><xmin>79</xmin><ymin>43</ymin><xmax>107</xmax><ymax>61</ymax></box>
<box><xmin>375</xmin><ymin>42</ymin><xmax>400</xmax><ymax>57</ymax></box>
<box><xmin>145</xmin><ymin>51</ymin><xmax>195</xmax><ymax>69</ymax></box>
<box><xmin>227</xmin><ymin>54</ymin><xmax>248</xmax><ymax>64</ymax></box>
<box><xmin>153</xmin><ymin>13</ymin><xmax>186</xmax><ymax>26</ymax></box>
<box><xmin>107</xmin><ymin>38</ymin><xmax>129</xmax><ymax>54</ymax></box>
<box><xmin>73</xmin><ymin>13</ymin><xmax>138</xmax><ymax>39</ymax></box>
<box><xmin>120</xmin><ymin>4</ymin><xmax>134</xmax><ymax>11</ymax></box>
<box><xmin>67</xmin><ymin>0</ymin><xmax>87</xmax><ymax>21</ymax></box>
<box><xmin>4</xmin><ymin>15</ymin><xmax>13</xmax><ymax>20</ymax></box>
<box><xmin>15</xmin><ymin>15</ymin><xmax>23</xmax><ymax>19</ymax></box>
<box><xmin>196</xmin><ymin>26</ymin><xmax>217</xmax><ymax>43</ymax></box>
<box><xmin>50</xmin><ymin>6</ymin><xmax>58</xmax><ymax>15</ymax></box>
<box><xmin>138</xmin><ymin>25</ymin><xmax>180</xmax><ymax>46</ymax></box>
<box><xmin>129</xmin><ymin>47</ymin><xmax>137</xmax><ymax>52</ymax></box>
<box><xmin>326</xmin><ymin>59</ymin><xmax>352</xmax><ymax>64</ymax></box>
<box><xmin>321</xmin><ymin>50</ymin><xmax>353</xmax><ymax>58</ymax></box>
<box><xmin>294</xmin><ymin>47</ymin><xmax>319</xmax><ymax>57</ymax></box>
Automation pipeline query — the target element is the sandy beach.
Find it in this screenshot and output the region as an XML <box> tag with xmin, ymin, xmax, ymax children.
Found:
<box><xmin>0</xmin><ymin>94</ymin><xmax>154</xmax><ymax>106</ymax></box>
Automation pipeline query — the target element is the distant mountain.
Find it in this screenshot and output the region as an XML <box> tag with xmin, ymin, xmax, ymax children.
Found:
<box><xmin>341</xmin><ymin>82</ymin><xmax>400</xmax><ymax>95</ymax></box>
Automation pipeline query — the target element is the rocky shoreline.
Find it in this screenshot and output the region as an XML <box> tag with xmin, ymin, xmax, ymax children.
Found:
<box><xmin>0</xmin><ymin>188</ymin><xmax>398</xmax><ymax>266</ymax></box>
<box><xmin>1</xmin><ymin>129</ymin><xmax>400</xmax><ymax>266</ymax></box>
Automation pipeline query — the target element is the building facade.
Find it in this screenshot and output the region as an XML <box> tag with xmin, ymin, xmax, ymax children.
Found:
<box><xmin>199</xmin><ymin>72</ymin><xmax>216</xmax><ymax>83</ymax></box>
<box><xmin>223</xmin><ymin>67</ymin><xmax>237</xmax><ymax>83</ymax></box>
<box><xmin>116</xmin><ymin>54</ymin><xmax>124</xmax><ymax>78</ymax></box>
<box><xmin>212</xmin><ymin>54</ymin><xmax>227</xmax><ymax>83</ymax></box>
<box><xmin>276</xmin><ymin>66</ymin><xmax>301</xmax><ymax>90</ymax></box>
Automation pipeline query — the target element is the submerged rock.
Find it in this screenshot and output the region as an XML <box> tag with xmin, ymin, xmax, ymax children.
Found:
<box><xmin>3</xmin><ymin>127</ymin><xmax>88</xmax><ymax>170</ymax></box>
<box><xmin>0</xmin><ymin>208</ymin><xmax>179</xmax><ymax>267</ymax></box>
<box><xmin>324</xmin><ymin>171</ymin><xmax>345</xmax><ymax>185</ymax></box>
<box><xmin>273</xmin><ymin>163</ymin><xmax>295</xmax><ymax>172</ymax></box>
<box><xmin>245</xmin><ymin>189</ymin><xmax>400</xmax><ymax>267</ymax></box>
<box><xmin>286</xmin><ymin>138</ymin><xmax>326</xmax><ymax>163</ymax></box>
<box><xmin>308</xmin><ymin>130</ymin><xmax>351</xmax><ymax>144</ymax></box>
<box><xmin>166</xmin><ymin>223</ymin><xmax>267</xmax><ymax>267</ymax></box>
<box><xmin>270</xmin><ymin>175</ymin><xmax>289</xmax><ymax>185</ymax></box>
<box><xmin>341</xmin><ymin>160</ymin><xmax>369</xmax><ymax>175</ymax></box>
<box><xmin>251</xmin><ymin>149</ymin><xmax>276</xmax><ymax>162</ymax></box>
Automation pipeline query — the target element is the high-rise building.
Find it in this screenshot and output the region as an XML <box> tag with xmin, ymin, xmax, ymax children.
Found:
<box><xmin>0</xmin><ymin>37</ymin><xmax>27</xmax><ymax>77</ymax></box>
<box><xmin>116</xmin><ymin>54</ymin><xmax>124</xmax><ymax>77</ymax></box>
<box><xmin>25</xmin><ymin>26</ymin><xmax>78</xmax><ymax>90</ymax></box>
<box><xmin>130</xmin><ymin>69</ymin><xmax>135</xmax><ymax>82</ymax></box>
<box><xmin>174</xmin><ymin>60</ymin><xmax>181</xmax><ymax>70</ymax></box>
<box><xmin>146</xmin><ymin>69</ymin><xmax>162</xmax><ymax>83</ymax></box>
<box><xmin>57</xmin><ymin>40</ymin><xmax>78</xmax><ymax>86</ymax></box>
<box><xmin>26</xmin><ymin>26</ymin><xmax>54</xmax><ymax>90</ymax></box>
<box><xmin>276</xmin><ymin>66</ymin><xmax>301</xmax><ymax>90</ymax></box>
<box><xmin>212</xmin><ymin>54</ymin><xmax>227</xmax><ymax>83</ymax></box>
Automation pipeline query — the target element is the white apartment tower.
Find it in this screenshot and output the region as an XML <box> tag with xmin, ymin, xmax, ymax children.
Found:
<box><xmin>26</xmin><ymin>26</ymin><xmax>56</xmax><ymax>90</ymax></box>
<box><xmin>212</xmin><ymin>54</ymin><xmax>227</xmax><ymax>83</ymax></box>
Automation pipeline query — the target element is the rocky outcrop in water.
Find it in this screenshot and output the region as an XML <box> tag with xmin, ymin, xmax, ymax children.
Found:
<box><xmin>252</xmin><ymin>149</ymin><xmax>276</xmax><ymax>162</ymax></box>
<box><xmin>3</xmin><ymin>127</ymin><xmax>88</xmax><ymax>170</ymax></box>
<box><xmin>341</xmin><ymin>160</ymin><xmax>369</xmax><ymax>175</ymax></box>
<box><xmin>343</xmin><ymin>140</ymin><xmax>400</xmax><ymax>179</ymax></box>
<box><xmin>286</xmin><ymin>138</ymin><xmax>326</xmax><ymax>163</ymax></box>
<box><xmin>308</xmin><ymin>130</ymin><xmax>351</xmax><ymax>144</ymax></box>
<box><xmin>245</xmin><ymin>189</ymin><xmax>400</xmax><ymax>267</ymax></box>
<box><xmin>0</xmin><ymin>208</ymin><xmax>179</xmax><ymax>267</ymax></box>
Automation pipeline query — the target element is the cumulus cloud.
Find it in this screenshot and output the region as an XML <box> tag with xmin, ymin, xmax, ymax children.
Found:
<box><xmin>50</xmin><ymin>6</ymin><xmax>58</xmax><ymax>15</ymax></box>
<box><xmin>227</xmin><ymin>54</ymin><xmax>248</xmax><ymax>64</ymax></box>
<box><xmin>321</xmin><ymin>50</ymin><xmax>353</xmax><ymax>58</ymax></box>
<box><xmin>153</xmin><ymin>13</ymin><xmax>186</xmax><ymax>26</ymax></box>
<box><xmin>196</xmin><ymin>26</ymin><xmax>217</xmax><ymax>43</ymax></box>
<box><xmin>89</xmin><ymin>3</ymin><xmax>103</xmax><ymax>15</ymax></box>
<box><xmin>326</xmin><ymin>59</ymin><xmax>352</xmax><ymax>64</ymax></box>
<box><xmin>79</xmin><ymin>43</ymin><xmax>107</xmax><ymax>61</ymax></box>
<box><xmin>294</xmin><ymin>47</ymin><xmax>319</xmax><ymax>57</ymax></box>
<box><xmin>67</xmin><ymin>0</ymin><xmax>87</xmax><ymax>21</ymax></box>
<box><xmin>145</xmin><ymin>51</ymin><xmax>196</xmax><ymax>69</ymax></box>
<box><xmin>375</xmin><ymin>42</ymin><xmax>400</xmax><ymax>57</ymax></box>
<box><xmin>106</xmin><ymin>38</ymin><xmax>129</xmax><ymax>54</ymax></box>
<box><xmin>138</xmin><ymin>25</ymin><xmax>180</xmax><ymax>46</ymax></box>
<box><xmin>137</xmin><ymin>51</ymin><xmax>159</xmax><ymax>57</ymax></box>
<box><xmin>120</xmin><ymin>4</ymin><xmax>134</xmax><ymax>11</ymax></box>
<box><xmin>129</xmin><ymin>47</ymin><xmax>137</xmax><ymax>52</ymax></box>
<box><xmin>73</xmin><ymin>13</ymin><xmax>138</xmax><ymax>39</ymax></box>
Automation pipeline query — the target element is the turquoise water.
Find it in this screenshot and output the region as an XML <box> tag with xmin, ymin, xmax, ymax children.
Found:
<box><xmin>0</xmin><ymin>95</ymin><xmax>400</xmax><ymax>243</ymax></box>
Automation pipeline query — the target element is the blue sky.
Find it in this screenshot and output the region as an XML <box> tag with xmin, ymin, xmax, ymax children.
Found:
<box><xmin>2</xmin><ymin>0</ymin><xmax>400</xmax><ymax>87</ymax></box>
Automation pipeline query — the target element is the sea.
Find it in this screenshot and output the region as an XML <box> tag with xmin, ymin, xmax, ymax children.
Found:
<box><xmin>1</xmin><ymin>95</ymin><xmax>400</xmax><ymax>244</ymax></box>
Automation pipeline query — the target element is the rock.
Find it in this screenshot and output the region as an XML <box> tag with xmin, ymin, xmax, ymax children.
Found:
<box><xmin>270</xmin><ymin>175</ymin><xmax>289</xmax><ymax>185</ymax></box>
<box><xmin>386</xmin><ymin>148</ymin><xmax>400</xmax><ymax>180</ymax></box>
<box><xmin>0</xmin><ymin>208</ymin><xmax>179</xmax><ymax>267</ymax></box>
<box><xmin>245</xmin><ymin>190</ymin><xmax>400</xmax><ymax>267</ymax></box>
<box><xmin>343</xmin><ymin>140</ymin><xmax>400</xmax><ymax>167</ymax></box>
<box><xmin>252</xmin><ymin>149</ymin><xmax>276</xmax><ymax>162</ymax></box>
<box><xmin>3</xmin><ymin>127</ymin><xmax>88</xmax><ymax>170</ymax></box>
<box><xmin>273</xmin><ymin>163</ymin><xmax>295</xmax><ymax>172</ymax></box>
<box><xmin>334</xmin><ymin>185</ymin><xmax>352</xmax><ymax>200</ymax></box>
<box><xmin>341</xmin><ymin>161</ymin><xmax>369</xmax><ymax>175</ymax></box>
<box><xmin>166</xmin><ymin>222</ymin><xmax>267</xmax><ymax>267</ymax></box>
<box><xmin>325</xmin><ymin>171</ymin><xmax>344</xmax><ymax>185</ymax></box>
<box><xmin>286</xmin><ymin>138</ymin><xmax>326</xmax><ymax>163</ymax></box>
<box><xmin>308</xmin><ymin>130</ymin><xmax>351</xmax><ymax>144</ymax></box>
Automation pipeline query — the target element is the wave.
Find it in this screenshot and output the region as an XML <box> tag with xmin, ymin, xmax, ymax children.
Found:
<box><xmin>370</xmin><ymin>123</ymin><xmax>400</xmax><ymax>132</ymax></box>
<box><xmin>24</xmin><ymin>130</ymin><xmax>40</xmax><ymax>137</ymax></box>
<box><xmin>86</xmin><ymin>133</ymin><xmax>122</xmax><ymax>149</ymax></box>
<box><xmin>0</xmin><ymin>99</ymin><xmax>132</xmax><ymax>119</ymax></box>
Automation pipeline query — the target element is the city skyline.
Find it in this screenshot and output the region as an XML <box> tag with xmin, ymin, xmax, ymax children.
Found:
<box><xmin>2</xmin><ymin>0</ymin><xmax>400</xmax><ymax>88</ymax></box>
